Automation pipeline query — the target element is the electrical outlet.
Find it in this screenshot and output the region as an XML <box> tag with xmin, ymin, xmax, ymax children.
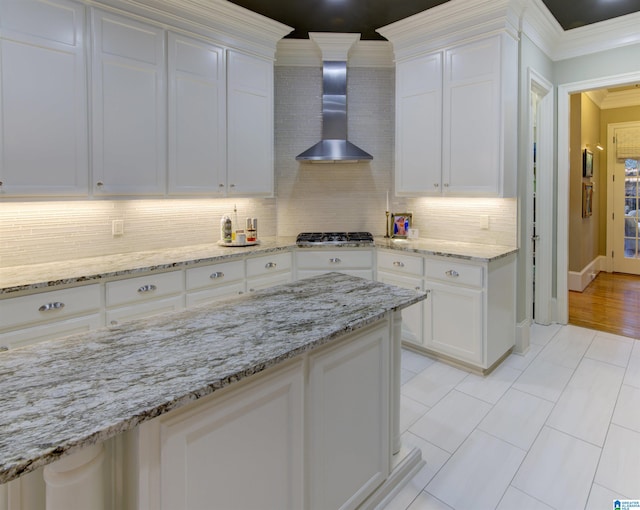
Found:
<box><xmin>480</xmin><ymin>215</ymin><xmax>489</xmax><ymax>230</ymax></box>
<box><xmin>112</xmin><ymin>219</ymin><xmax>124</xmax><ymax>236</ymax></box>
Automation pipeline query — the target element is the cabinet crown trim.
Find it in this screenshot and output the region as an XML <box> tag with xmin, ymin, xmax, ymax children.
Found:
<box><xmin>377</xmin><ymin>0</ymin><xmax>521</xmax><ymax>60</ymax></box>
<box><xmin>91</xmin><ymin>0</ymin><xmax>293</xmax><ymax>58</ymax></box>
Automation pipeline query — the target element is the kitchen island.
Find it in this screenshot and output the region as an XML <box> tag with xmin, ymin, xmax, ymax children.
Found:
<box><xmin>0</xmin><ymin>272</ymin><xmax>427</xmax><ymax>510</ymax></box>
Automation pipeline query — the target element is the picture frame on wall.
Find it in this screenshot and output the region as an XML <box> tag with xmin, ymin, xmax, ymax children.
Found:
<box><xmin>582</xmin><ymin>183</ymin><xmax>593</xmax><ymax>218</ymax></box>
<box><xmin>583</xmin><ymin>149</ymin><xmax>593</xmax><ymax>177</ymax></box>
<box><xmin>390</xmin><ymin>213</ymin><xmax>412</xmax><ymax>238</ymax></box>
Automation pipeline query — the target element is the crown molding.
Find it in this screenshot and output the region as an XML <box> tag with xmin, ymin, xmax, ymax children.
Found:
<box><xmin>308</xmin><ymin>33</ymin><xmax>360</xmax><ymax>61</ymax></box>
<box><xmin>88</xmin><ymin>0</ymin><xmax>293</xmax><ymax>59</ymax></box>
<box><xmin>376</xmin><ymin>0</ymin><xmax>522</xmax><ymax>61</ymax></box>
<box><xmin>551</xmin><ymin>11</ymin><xmax>640</xmax><ymax>61</ymax></box>
<box><xmin>275</xmin><ymin>39</ymin><xmax>394</xmax><ymax>67</ymax></box>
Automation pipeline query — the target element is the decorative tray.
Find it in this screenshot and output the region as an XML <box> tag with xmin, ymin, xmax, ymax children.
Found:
<box><xmin>217</xmin><ymin>240</ymin><xmax>260</xmax><ymax>247</ymax></box>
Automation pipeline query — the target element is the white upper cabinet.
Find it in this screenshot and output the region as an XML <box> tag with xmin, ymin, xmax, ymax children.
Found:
<box><xmin>167</xmin><ymin>33</ymin><xmax>226</xmax><ymax>196</ymax></box>
<box><xmin>0</xmin><ymin>0</ymin><xmax>88</xmax><ymax>196</ymax></box>
<box><xmin>395</xmin><ymin>53</ymin><xmax>442</xmax><ymax>195</ymax></box>
<box><xmin>91</xmin><ymin>9</ymin><xmax>166</xmax><ymax>196</ymax></box>
<box><xmin>443</xmin><ymin>35</ymin><xmax>511</xmax><ymax>196</ymax></box>
<box><xmin>227</xmin><ymin>51</ymin><xmax>274</xmax><ymax>196</ymax></box>
<box><xmin>386</xmin><ymin>4</ymin><xmax>518</xmax><ymax>199</ymax></box>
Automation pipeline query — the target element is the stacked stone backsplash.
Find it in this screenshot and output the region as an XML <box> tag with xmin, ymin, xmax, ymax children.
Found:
<box><xmin>0</xmin><ymin>199</ymin><xmax>276</xmax><ymax>267</ymax></box>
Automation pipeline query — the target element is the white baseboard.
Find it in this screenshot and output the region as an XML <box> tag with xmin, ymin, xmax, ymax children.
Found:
<box><xmin>568</xmin><ymin>255</ymin><xmax>607</xmax><ymax>292</ymax></box>
<box><xmin>514</xmin><ymin>318</ymin><xmax>532</xmax><ymax>355</ymax></box>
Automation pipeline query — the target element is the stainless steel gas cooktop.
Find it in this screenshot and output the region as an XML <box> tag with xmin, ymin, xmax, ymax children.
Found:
<box><xmin>296</xmin><ymin>232</ymin><xmax>374</xmax><ymax>246</ymax></box>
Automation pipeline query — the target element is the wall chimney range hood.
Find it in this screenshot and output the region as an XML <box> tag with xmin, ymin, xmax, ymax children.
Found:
<box><xmin>296</xmin><ymin>33</ymin><xmax>373</xmax><ymax>163</ymax></box>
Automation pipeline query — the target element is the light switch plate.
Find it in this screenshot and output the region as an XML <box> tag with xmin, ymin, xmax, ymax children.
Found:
<box><xmin>112</xmin><ymin>219</ymin><xmax>124</xmax><ymax>236</ymax></box>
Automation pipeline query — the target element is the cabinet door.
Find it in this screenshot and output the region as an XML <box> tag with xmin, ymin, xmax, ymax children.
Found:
<box><xmin>167</xmin><ymin>33</ymin><xmax>226</xmax><ymax>195</ymax></box>
<box><xmin>308</xmin><ymin>324</ymin><xmax>390</xmax><ymax>510</ymax></box>
<box><xmin>91</xmin><ymin>10</ymin><xmax>166</xmax><ymax>196</ymax></box>
<box><xmin>158</xmin><ymin>361</ymin><xmax>304</xmax><ymax>510</ymax></box>
<box><xmin>378</xmin><ymin>272</ymin><xmax>423</xmax><ymax>346</ymax></box>
<box><xmin>395</xmin><ymin>53</ymin><xmax>442</xmax><ymax>195</ymax></box>
<box><xmin>227</xmin><ymin>51</ymin><xmax>273</xmax><ymax>196</ymax></box>
<box><xmin>443</xmin><ymin>36</ymin><xmax>500</xmax><ymax>195</ymax></box>
<box><xmin>424</xmin><ymin>280</ymin><xmax>483</xmax><ymax>365</ymax></box>
<box><xmin>0</xmin><ymin>0</ymin><xmax>88</xmax><ymax>196</ymax></box>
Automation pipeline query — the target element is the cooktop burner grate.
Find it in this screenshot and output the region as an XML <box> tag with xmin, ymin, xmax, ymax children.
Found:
<box><xmin>296</xmin><ymin>232</ymin><xmax>374</xmax><ymax>246</ymax></box>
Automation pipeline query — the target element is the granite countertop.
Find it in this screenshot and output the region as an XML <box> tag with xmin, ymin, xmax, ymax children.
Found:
<box><xmin>0</xmin><ymin>272</ymin><xmax>426</xmax><ymax>484</ymax></box>
<box><xmin>374</xmin><ymin>238</ymin><xmax>517</xmax><ymax>261</ymax></box>
<box><xmin>0</xmin><ymin>236</ymin><xmax>517</xmax><ymax>295</ymax></box>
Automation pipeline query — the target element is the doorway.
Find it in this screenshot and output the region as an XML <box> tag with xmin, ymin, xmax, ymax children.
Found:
<box><xmin>558</xmin><ymin>72</ymin><xmax>640</xmax><ymax>324</ymax></box>
<box><xmin>526</xmin><ymin>69</ymin><xmax>554</xmax><ymax>325</ymax></box>
<box><xmin>608</xmin><ymin>122</ymin><xmax>640</xmax><ymax>275</ymax></box>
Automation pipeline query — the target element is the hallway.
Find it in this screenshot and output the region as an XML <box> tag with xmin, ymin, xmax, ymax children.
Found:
<box><xmin>569</xmin><ymin>272</ymin><xmax>640</xmax><ymax>338</ymax></box>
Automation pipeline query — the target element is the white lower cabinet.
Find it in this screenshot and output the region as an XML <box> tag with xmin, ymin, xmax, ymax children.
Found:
<box><xmin>246</xmin><ymin>251</ymin><xmax>293</xmax><ymax>292</ymax></box>
<box><xmin>105</xmin><ymin>271</ymin><xmax>184</xmax><ymax>326</ymax></box>
<box><xmin>307</xmin><ymin>324</ymin><xmax>390</xmax><ymax>510</ymax></box>
<box><xmin>0</xmin><ymin>285</ymin><xmax>102</xmax><ymax>350</ymax></box>
<box><xmin>132</xmin><ymin>318</ymin><xmax>392</xmax><ymax>510</ymax></box>
<box><xmin>185</xmin><ymin>260</ymin><xmax>245</xmax><ymax>307</ymax></box>
<box><xmin>377</xmin><ymin>250</ymin><xmax>424</xmax><ymax>347</ymax></box>
<box><xmin>377</xmin><ymin>250</ymin><xmax>516</xmax><ymax>372</ymax></box>
<box><xmin>296</xmin><ymin>249</ymin><xmax>374</xmax><ymax>281</ymax></box>
<box><xmin>153</xmin><ymin>361</ymin><xmax>305</xmax><ymax>510</ymax></box>
<box><xmin>424</xmin><ymin>280</ymin><xmax>483</xmax><ymax>364</ymax></box>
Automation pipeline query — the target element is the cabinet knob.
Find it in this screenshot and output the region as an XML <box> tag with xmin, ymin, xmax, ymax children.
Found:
<box><xmin>433</xmin><ymin>183</ymin><xmax>439</xmax><ymax>188</ymax></box>
<box><xmin>329</xmin><ymin>258</ymin><xmax>341</xmax><ymax>264</ymax></box>
<box><xmin>443</xmin><ymin>183</ymin><xmax>449</xmax><ymax>188</ymax></box>
<box><xmin>445</xmin><ymin>269</ymin><xmax>459</xmax><ymax>278</ymax></box>
<box><xmin>229</xmin><ymin>183</ymin><xmax>236</xmax><ymax>188</ymax></box>
<box><xmin>137</xmin><ymin>284</ymin><xmax>157</xmax><ymax>293</ymax></box>
<box><xmin>38</xmin><ymin>302</ymin><xmax>65</xmax><ymax>312</ymax></box>
<box><xmin>209</xmin><ymin>271</ymin><xmax>225</xmax><ymax>279</ymax></box>
<box><xmin>265</xmin><ymin>262</ymin><xmax>277</xmax><ymax>269</ymax></box>
<box><xmin>96</xmin><ymin>181</ymin><xmax>104</xmax><ymax>188</ymax></box>
<box><xmin>219</xmin><ymin>183</ymin><xmax>225</xmax><ymax>188</ymax></box>
<box><xmin>392</xmin><ymin>261</ymin><xmax>405</xmax><ymax>267</ymax></box>
<box><xmin>0</xmin><ymin>346</ymin><xmax>9</xmax><ymax>352</ymax></box>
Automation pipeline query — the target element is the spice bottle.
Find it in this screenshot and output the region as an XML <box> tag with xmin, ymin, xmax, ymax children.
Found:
<box><xmin>221</xmin><ymin>215</ymin><xmax>232</xmax><ymax>243</ymax></box>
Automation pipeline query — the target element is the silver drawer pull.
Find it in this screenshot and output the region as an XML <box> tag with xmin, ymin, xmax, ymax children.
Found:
<box><xmin>265</xmin><ymin>262</ymin><xmax>277</xmax><ymax>269</ymax></box>
<box><xmin>209</xmin><ymin>271</ymin><xmax>225</xmax><ymax>279</ymax></box>
<box><xmin>329</xmin><ymin>258</ymin><xmax>341</xmax><ymax>264</ymax></box>
<box><xmin>137</xmin><ymin>284</ymin><xmax>157</xmax><ymax>293</ymax></box>
<box><xmin>393</xmin><ymin>261</ymin><xmax>405</xmax><ymax>267</ymax></box>
<box><xmin>38</xmin><ymin>302</ymin><xmax>65</xmax><ymax>312</ymax></box>
<box><xmin>445</xmin><ymin>270</ymin><xmax>459</xmax><ymax>278</ymax></box>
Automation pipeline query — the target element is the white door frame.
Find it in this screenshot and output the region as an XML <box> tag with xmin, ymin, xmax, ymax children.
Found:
<box><xmin>527</xmin><ymin>68</ymin><xmax>554</xmax><ymax>325</ymax></box>
<box><xmin>557</xmin><ymin>71</ymin><xmax>640</xmax><ymax>324</ymax></box>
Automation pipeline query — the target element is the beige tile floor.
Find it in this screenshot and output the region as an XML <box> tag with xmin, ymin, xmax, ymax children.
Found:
<box><xmin>383</xmin><ymin>324</ymin><xmax>640</xmax><ymax>510</ymax></box>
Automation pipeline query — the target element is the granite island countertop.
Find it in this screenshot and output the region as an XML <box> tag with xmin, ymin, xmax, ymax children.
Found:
<box><xmin>0</xmin><ymin>237</ymin><xmax>516</xmax><ymax>296</ymax></box>
<box><xmin>0</xmin><ymin>272</ymin><xmax>426</xmax><ymax>484</ymax></box>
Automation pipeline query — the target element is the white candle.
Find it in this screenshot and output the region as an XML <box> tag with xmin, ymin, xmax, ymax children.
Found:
<box><xmin>386</xmin><ymin>190</ymin><xmax>389</xmax><ymax>211</ymax></box>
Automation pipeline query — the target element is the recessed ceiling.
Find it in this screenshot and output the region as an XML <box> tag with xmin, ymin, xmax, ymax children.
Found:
<box><xmin>227</xmin><ymin>0</ymin><xmax>640</xmax><ymax>40</ymax></box>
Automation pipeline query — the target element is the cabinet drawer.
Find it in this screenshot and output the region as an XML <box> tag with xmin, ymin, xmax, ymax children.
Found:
<box><xmin>296</xmin><ymin>250</ymin><xmax>373</xmax><ymax>270</ymax></box>
<box><xmin>186</xmin><ymin>261</ymin><xmax>245</xmax><ymax>291</ymax></box>
<box><xmin>425</xmin><ymin>258</ymin><xmax>483</xmax><ymax>288</ymax></box>
<box><xmin>106</xmin><ymin>271</ymin><xmax>183</xmax><ymax>307</ymax></box>
<box><xmin>246</xmin><ymin>252</ymin><xmax>292</xmax><ymax>278</ymax></box>
<box><xmin>377</xmin><ymin>250</ymin><xmax>423</xmax><ymax>276</ymax></box>
<box><xmin>0</xmin><ymin>314</ymin><xmax>102</xmax><ymax>350</ymax></box>
<box><xmin>0</xmin><ymin>285</ymin><xmax>101</xmax><ymax>331</ymax></box>
<box><xmin>106</xmin><ymin>295</ymin><xmax>184</xmax><ymax>325</ymax></box>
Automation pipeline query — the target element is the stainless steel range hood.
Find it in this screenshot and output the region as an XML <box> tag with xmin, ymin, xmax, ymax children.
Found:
<box><xmin>296</xmin><ymin>33</ymin><xmax>373</xmax><ymax>163</ymax></box>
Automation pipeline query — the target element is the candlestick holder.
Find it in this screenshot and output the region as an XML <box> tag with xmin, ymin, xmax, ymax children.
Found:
<box><xmin>384</xmin><ymin>211</ymin><xmax>390</xmax><ymax>238</ymax></box>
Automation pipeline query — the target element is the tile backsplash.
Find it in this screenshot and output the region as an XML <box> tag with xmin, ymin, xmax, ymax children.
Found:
<box><xmin>0</xmin><ymin>199</ymin><xmax>276</xmax><ymax>267</ymax></box>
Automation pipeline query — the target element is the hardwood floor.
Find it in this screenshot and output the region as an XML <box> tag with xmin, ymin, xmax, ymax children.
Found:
<box><xmin>569</xmin><ymin>272</ymin><xmax>640</xmax><ymax>339</ymax></box>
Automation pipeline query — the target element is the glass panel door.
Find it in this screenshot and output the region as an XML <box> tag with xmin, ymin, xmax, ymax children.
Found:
<box><xmin>614</xmin><ymin>157</ymin><xmax>640</xmax><ymax>274</ymax></box>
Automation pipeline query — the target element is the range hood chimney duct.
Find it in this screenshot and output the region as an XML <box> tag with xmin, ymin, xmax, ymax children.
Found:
<box><xmin>296</xmin><ymin>33</ymin><xmax>373</xmax><ymax>163</ymax></box>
